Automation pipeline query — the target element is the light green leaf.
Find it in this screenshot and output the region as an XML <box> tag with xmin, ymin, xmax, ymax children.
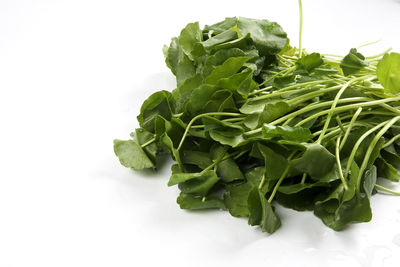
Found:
<box><xmin>377</xmin><ymin>52</ymin><xmax>400</xmax><ymax>94</ymax></box>
<box><xmin>114</xmin><ymin>139</ymin><xmax>154</xmax><ymax>170</ymax></box>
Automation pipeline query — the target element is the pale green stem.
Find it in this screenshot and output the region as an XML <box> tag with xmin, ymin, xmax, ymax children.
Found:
<box><xmin>375</xmin><ymin>184</ymin><xmax>400</xmax><ymax>196</ymax></box>
<box><xmin>383</xmin><ymin>133</ymin><xmax>400</xmax><ymax>148</ymax></box>
<box><xmin>300</xmin><ymin>173</ymin><xmax>307</xmax><ymax>184</ymax></box>
<box><xmin>244</xmin><ymin>97</ymin><xmax>370</xmax><ymax>136</ymax></box>
<box><xmin>340</xmin><ymin>107</ymin><xmax>362</xmax><ymax>150</ymax></box>
<box><xmin>336</xmin><ymin>116</ymin><xmax>346</xmax><ymax>133</ymax></box>
<box><xmin>298</xmin><ymin>0</ymin><xmax>303</xmax><ymax>57</ymax></box>
<box><xmin>357</xmin><ymin>38</ymin><xmax>382</xmax><ymax>49</ymax></box>
<box><xmin>249</xmin><ymin>86</ymin><xmax>273</xmax><ymax>96</ymax></box>
<box><xmin>356</xmin><ymin>116</ymin><xmax>400</xmax><ymax>193</ymax></box>
<box><xmin>282</xmin><ymin>97</ymin><xmax>370</xmax><ymax>127</ymax></box>
<box><xmin>140</xmin><ymin>137</ymin><xmax>156</xmax><ymax>148</ymax></box>
<box><xmin>295</xmin><ymin>96</ymin><xmax>400</xmax><ymax>127</ymax></box>
<box><xmin>287</xmin><ymin>84</ymin><xmax>343</xmax><ymax>106</ymax></box>
<box><xmin>343</xmin><ymin>120</ymin><xmax>390</xmax><ymax>179</ymax></box>
<box><xmin>365</xmin><ymin>48</ymin><xmax>392</xmax><ymax>59</ymax></box>
<box><xmin>267</xmin><ymin>152</ymin><xmax>296</xmax><ymax>203</ymax></box>
<box><xmin>335</xmin><ymin>135</ymin><xmax>348</xmax><ymax>190</ymax></box>
<box><xmin>249</xmin><ymin>80</ymin><xmax>333</xmax><ymax>102</ymax></box>
<box><xmin>258</xmin><ymin>174</ymin><xmax>266</xmax><ymax>189</ymax></box>
<box><xmin>317</xmin><ymin>76</ymin><xmax>369</xmax><ymax>144</ymax></box>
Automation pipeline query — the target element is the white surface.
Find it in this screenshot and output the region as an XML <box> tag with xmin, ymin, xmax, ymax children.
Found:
<box><xmin>1</xmin><ymin>0</ymin><xmax>400</xmax><ymax>266</ymax></box>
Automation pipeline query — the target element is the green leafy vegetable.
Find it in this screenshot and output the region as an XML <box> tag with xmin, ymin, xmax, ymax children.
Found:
<box><xmin>115</xmin><ymin>10</ymin><xmax>400</xmax><ymax>234</ymax></box>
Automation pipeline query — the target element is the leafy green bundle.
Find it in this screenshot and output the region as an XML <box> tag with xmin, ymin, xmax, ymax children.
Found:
<box><xmin>114</xmin><ymin>16</ymin><xmax>400</xmax><ymax>233</ymax></box>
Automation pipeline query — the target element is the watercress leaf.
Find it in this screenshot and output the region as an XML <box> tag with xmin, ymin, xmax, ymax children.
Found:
<box><xmin>340</xmin><ymin>48</ymin><xmax>369</xmax><ymax>76</ymax></box>
<box><xmin>201</xmin><ymin>29</ymin><xmax>238</xmax><ymax>51</ymax></box>
<box><xmin>181</xmin><ymin>150</ymin><xmax>213</xmax><ymax>169</ymax></box>
<box><xmin>315</xmin><ymin>193</ymin><xmax>372</xmax><ymax>231</ymax></box>
<box><xmin>224</xmin><ymin>182</ymin><xmax>253</xmax><ymax>217</ymax></box>
<box><xmin>205</xmin><ymin>56</ymin><xmax>250</xmax><ymax>84</ymax></box>
<box><xmin>177</xmin><ymin>192</ymin><xmax>225</xmax><ymax>210</ymax></box>
<box><xmin>275</xmin><ymin>188</ymin><xmax>319</xmax><ymax>211</ymax></box>
<box><xmin>178</xmin><ymin>22</ymin><xmax>202</xmax><ymax>60</ymax></box>
<box><xmin>262</xmin><ymin>124</ymin><xmax>313</xmax><ymax>142</ymax></box>
<box><xmin>187</xmin><ymin>84</ymin><xmax>216</xmax><ymax>115</ymax></box>
<box><xmin>203</xmin><ymin>48</ymin><xmax>246</xmax><ymax>77</ymax></box>
<box><xmin>210</xmin><ymin>145</ymin><xmax>244</xmax><ymax>182</ymax></box>
<box><xmin>277</xmin><ymin>182</ymin><xmax>329</xmax><ymax>194</ymax></box>
<box><xmin>137</xmin><ymin>90</ymin><xmax>174</xmax><ymax>132</ymax></box>
<box><xmin>291</xmin><ymin>143</ymin><xmax>336</xmax><ymax>180</ymax></box>
<box><xmin>257</xmin><ymin>143</ymin><xmax>289</xmax><ymax>182</ymax></box>
<box><xmin>247</xmin><ymin>186</ymin><xmax>264</xmax><ymax>225</ymax></box>
<box><xmin>224</xmin><ymin>167</ymin><xmax>265</xmax><ymax>217</ymax></box>
<box><xmin>217</xmin><ymin>68</ymin><xmax>255</xmax><ymax>97</ymax></box>
<box><xmin>377</xmin><ymin>52</ymin><xmax>400</xmax><ymax>94</ymax></box>
<box><xmin>176</xmin><ymin>53</ymin><xmax>196</xmax><ymax>86</ymax></box>
<box><xmin>261</xmin><ymin>201</ymin><xmax>282</xmax><ymax>234</ymax></box>
<box><xmin>240</xmin><ymin>100</ymin><xmax>290</xmax><ymax>122</ymax></box>
<box><xmin>367</xmin><ymin>137</ymin><xmax>385</xmax><ymax>168</ymax></box>
<box><xmin>154</xmin><ymin>116</ymin><xmax>185</xmax><ymax>147</ymax></box>
<box><xmin>160</xmin><ymin>133</ymin><xmax>182</xmax><ymax>167</ymax></box>
<box><xmin>272</xmin><ymin>75</ymin><xmax>296</xmax><ymax>88</ymax></box>
<box><xmin>209</xmin><ymin>130</ymin><xmax>245</xmax><ymax>147</ymax></box>
<box><xmin>363</xmin><ymin>165</ymin><xmax>377</xmax><ymax>199</ymax></box>
<box><xmin>381</xmin><ymin>147</ymin><xmax>400</xmax><ymax>168</ymax></box>
<box><xmin>245</xmin><ymin>166</ymin><xmax>266</xmax><ymax>186</ymax></box>
<box><xmin>113</xmin><ymin>139</ymin><xmax>154</xmax><ymax>170</ymax></box>
<box><xmin>214</xmin><ymin>34</ymin><xmax>252</xmax><ymax>51</ymax></box>
<box><xmin>243</xmin><ymin>113</ymin><xmax>259</xmax><ymax>129</ymax></box>
<box><xmin>168</xmin><ymin>171</ymin><xmax>210</xmax><ymax>186</ymax></box>
<box><xmin>216</xmin><ymin>157</ymin><xmax>245</xmax><ymax>183</ymax></box>
<box><xmin>203</xmin><ymin>90</ymin><xmax>237</xmax><ymax>113</ymax></box>
<box><xmin>202</xmin><ymin>116</ymin><xmax>244</xmax><ymax>134</ymax></box>
<box><xmin>204</xmin><ymin>17</ymin><xmax>238</xmax><ymax>33</ymax></box>
<box><xmin>172</xmin><ymin>74</ymin><xmax>203</xmax><ymax>113</ymax></box>
<box><xmin>135</xmin><ymin>128</ymin><xmax>157</xmax><ymax>163</ymax></box>
<box><xmin>177</xmin><ymin>170</ymin><xmax>220</xmax><ymax>196</ymax></box>
<box><xmin>164</xmin><ymin>37</ymin><xmax>180</xmax><ymax>74</ymax></box>
<box><xmin>376</xmin><ymin>157</ymin><xmax>400</xmax><ymax>182</ymax></box>
<box><xmin>247</xmin><ymin>186</ymin><xmax>281</xmax><ymax>233</ymax></box>
<box><xmin>296</xmin><ymin>52</ymin><xmax>323</xmax><ymax>73</ymax></box>
<box><xmin>237</xmin><ymin>17</ymin><xmax>287</xmax><ymax>56</ymax></box>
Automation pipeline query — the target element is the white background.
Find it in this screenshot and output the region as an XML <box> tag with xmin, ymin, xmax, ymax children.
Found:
<box><xmin>1</xmin><ymin>0</ymin><xmax>400</xmax><ymax>266</ymax></box>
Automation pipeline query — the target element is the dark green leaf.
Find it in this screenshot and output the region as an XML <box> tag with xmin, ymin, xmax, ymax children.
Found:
<box><xmin>178</xmin><ymin>22</ymin><xmax>202</xmax><ymax>60</ymax></box>
<box><xmin>177</xmin><ymin>170</ymin><xmax>220</xmax><ymax>196</ymax></box>
<box><xmin>296</xmin><ymin>53</ymin><xmax>323</xmax><ymax>73</ymax></box>
<box><xmin>205</xmin><ymin>56</ymin><xmax>250</xmax><ymax>84</ymax></box>
<box><xmin>137</xmin><ymin>90</ymin><xmax>174</xmax><ymax>132</ymax></box>
<box><xmin>291</xmin><ymin>143</ymin><xmax>336</xmax><ymax>180</ymax></box>
<box><xmin>177</xmin><ymin>192</ymin><xmax>225</xmax><ymax>210</ymax></box>
<box><xmin>247</xmin><ymin>187</ymin><xmax>281</xmax><ymax>233</ymax></box>
<box><xmin>340</xmin><ymin>48</ymin><xmax>369</xmax><ymax>76</ymax></box>
<box><xmin>237</xmin><ymin>17</ymin><xmax>287</xmax><ymax>56</ymax></box>
<box><xmin>262</xmin><ymin>124</ymin><xmax>312</xmax><ymax>142</ymax></box>
<box><xmin>376</xmin><ymin>157</ymin><xmax>400</xmax><ymax>182</ymax></box>
<box><xmin>363</xmin><ymin>165</ymin><xmax>377</xmax><ymax>199</ymax></box>
<box><xmin>181</xmin><ymin>150</ymin><xmax>213</xmax><ymax>169</ymax></box>
<box><xmin>210</xmin><ymin>145</ymin><xmax>244</xmax><ymax>182</ymax></box>
<box><xmin>135</xmin><ymin>128</ymin><xmax>157</xmax><ymax>163</ymax></box>
<box><xmin>224</xmin><ymin>182</ymin><xmax>253</xmax><ymax>217</ymax></box>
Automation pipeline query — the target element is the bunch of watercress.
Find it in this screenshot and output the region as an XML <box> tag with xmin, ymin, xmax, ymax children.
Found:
<box><xmin>114</xmin><ymin>15</ymin><xmax>400</xmax><ymax>233</ymax></box>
